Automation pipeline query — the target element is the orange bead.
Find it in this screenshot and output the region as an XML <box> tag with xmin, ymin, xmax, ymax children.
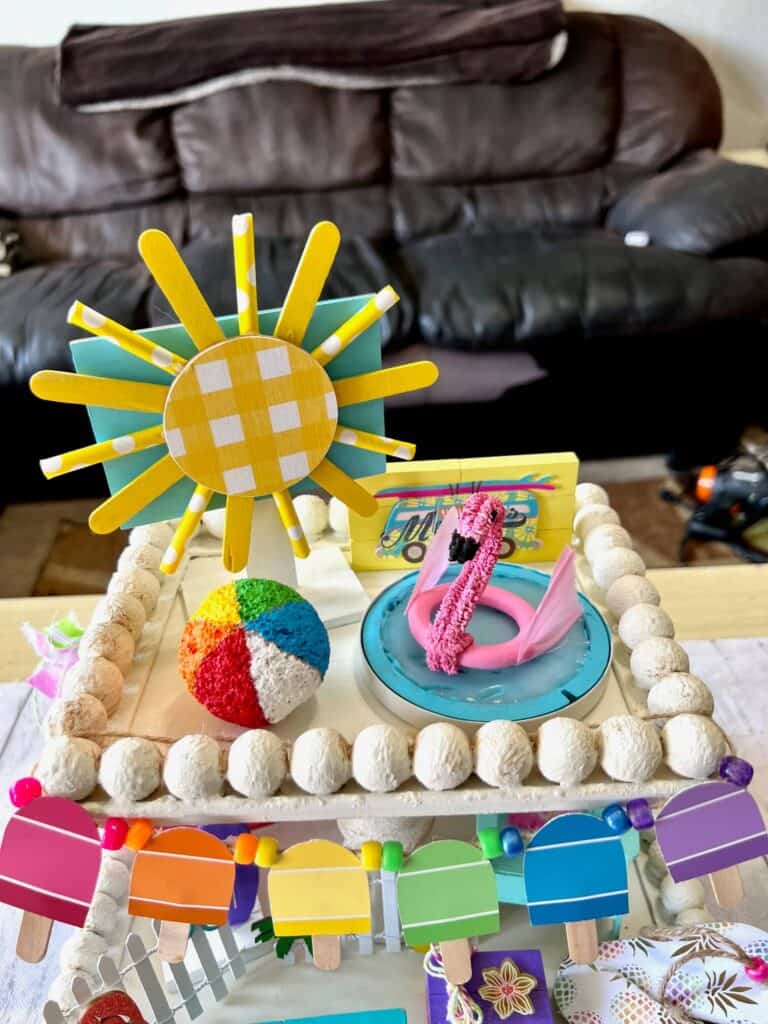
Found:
<box><xmin>234</xmin><ymin>833</ymin><xmax>259</xmax><ymax>865</ymax></box>
<box><xmin>125</xmin><ymin>818</ymin><xmax>153</xmax><ymax>850</ymax></box>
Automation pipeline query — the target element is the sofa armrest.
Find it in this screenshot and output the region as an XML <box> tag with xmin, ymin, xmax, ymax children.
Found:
<box><xmin>606</xmin><ymin>152</ymin><xmax>768</xmax><ymax>256</ymax></box>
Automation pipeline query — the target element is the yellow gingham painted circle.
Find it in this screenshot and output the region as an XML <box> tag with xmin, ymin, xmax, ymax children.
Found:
<box><xmin>163</xmin><ymin>334</ymin><xmax>338</xmax><ymax>497</ymax></box>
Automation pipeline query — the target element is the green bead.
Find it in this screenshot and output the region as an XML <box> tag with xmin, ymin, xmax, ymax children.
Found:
<box><xmin>478</xmin><ymin>827</ymin><xmax>503</xmax><ymax>860</ymax></box>
<box><xmin>382</xmin><ymin>840</ymin><xmax>403</xmax><ymax>872</ymax></box>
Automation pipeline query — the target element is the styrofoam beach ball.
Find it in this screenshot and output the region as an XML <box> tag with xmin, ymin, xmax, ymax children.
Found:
<box><xmin>179</xmin><ymin>578</ymin><xmax>330</xmax><ymax>728</ymax></box>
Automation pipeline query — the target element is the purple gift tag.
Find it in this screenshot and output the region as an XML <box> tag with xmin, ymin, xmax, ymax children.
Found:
<box><xmin>427</xmin><ymin>950</ymin><xmax>554</xmax><ymax>1024</ymax></box>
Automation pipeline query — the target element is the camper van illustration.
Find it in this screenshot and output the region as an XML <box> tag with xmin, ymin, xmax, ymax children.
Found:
<box><xmin>374</xmin><ymin>476</ymin><xmax>556</xmax><ymax>564</ymax></box>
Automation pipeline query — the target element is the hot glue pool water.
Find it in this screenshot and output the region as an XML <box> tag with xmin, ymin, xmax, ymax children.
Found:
<box><xmin>361</xmin><ymin>563</ymin><xmax>612</xmax><ymax>722</ymax></box>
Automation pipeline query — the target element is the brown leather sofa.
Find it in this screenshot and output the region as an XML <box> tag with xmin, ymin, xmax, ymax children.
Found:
<box><xmin>3</xmin><ymin>12</ymin><xmax>768</xmax><ymax>500</ymax></box>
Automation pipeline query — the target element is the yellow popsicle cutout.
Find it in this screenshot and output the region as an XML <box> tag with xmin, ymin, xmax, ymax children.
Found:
<box><xmin>89</xmin><ymin>454</ymin><xmax>184</xmax><ymax>534</ymax></box>
<box><xmin>222</xmin><ymin>495</ymin><xmax>253</xmax><ymax>573</ymax></box>
<box><xmin>274</xmin><ymin>222</ymin><xmax>340</xmax><ymax>346</ymax></box>
<box><xmin>335</xmin><ymin>361</ymin><xmax>439</xmax><ymax>407</ymax></box>
<box><xmin>30</xmin><ymin>370</ymin><xmax>168</xmax><ymax>413</ymax></box>
<box><xmin>310</xmin><ymin>458</ymin><xmax>378</xmax><ymax>518</ymax></box>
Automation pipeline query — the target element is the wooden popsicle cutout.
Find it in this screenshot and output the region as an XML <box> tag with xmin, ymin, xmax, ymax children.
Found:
<box><xmin>655</xmin><ymin>781</ymin><xmax>767</xmax><ymax>907</ymax></box>
<box><xmin>334</xmin><ymin>361</ymin><xmax>439</xmax><ymax>407</ymax></box>
<box><xmin>273</xmin><ymin>221</ymin><xmax>340</xmax><ymax>346</ymax></box>
<box><xmin>267</xmin><ymin>839</ymin><xmax>372</xmax><ymax>972</ymax></box>
<box><xmin>29</xmin><ymin>370</ymin><xmax>168</xmax><ymax>413</ymax></box>
<box><xmin>523</xmin><ymin>813</ymin><xmax>628</xmax><ymax>965</ymax></box>
<box><xmin>0</xmin><ymin>796</ymin><xmax>102</xmax><ymax>964</ymax></box>
<box><xmin>396</xmin><ymin>840</ymin><xmax>499</xmax><ymax>984</ymax></box>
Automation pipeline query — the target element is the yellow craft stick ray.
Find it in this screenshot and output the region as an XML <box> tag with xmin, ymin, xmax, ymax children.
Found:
<box><xmin>232</xmin><ymin>213</ymin><xmax>259</xmax><ymax>335</ymax></box>
<box><xmin>29</xmin><ymin>370</ymin><xmax>169</xmax><ymax>413</ymax></box>
<box><xmin>89</xmin><ymin>454</ymin><xmax>184</xmax><ymax>535</ymax></box>
<box><xmin>310</xmin><ymin>286</ymin><xmax>399</xmax><ymax>368</ymax></box>
<box><xmin>222</xmin><ymin>495</ymin><xmax>253</xmax><ymax>573</ymax></box>
<box><xmin>273</xmin><ymin>491</ymin><xmax>310</xmax><ymax>559</ymax></box>
<box><xmin>334</xmin><ymin>361</ymin><xmax>439</xmax><ymax>408</ymax></box>
<box><xmin>311</xmin><ymin>458</ymin><xmax>378</xmax><ymax>518</ymax></box>
<box><xmin>161</xmin><ymin>484</ymin><xmax>213</xmax><ymax>574</ymax></box>
<box><xmin>273</xmin><ymin>221</ymin><xmax>340</xmax><ymax>346</ymax></box>
<box><xmin>333</xmin><ymin>425</ymin><xmax>415</xmax><ymax>461</ymax></box>
<box><xmin>67</xmin><ymin>301</ymin><xmax>186</xmax><ymax>377</ymax></box>
<box><xmin>138</xmin><ymin>230</ymin><xmax>225</xmax><ymax>351</ymax></box>
<box><xmin>39</xmin><ymin>424</ymin><xmax>166</xmax><ymax>479</ymax></box>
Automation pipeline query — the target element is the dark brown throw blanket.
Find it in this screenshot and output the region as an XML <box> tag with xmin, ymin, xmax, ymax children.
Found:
<box><xmin>58</xmin><ymin>0</ymin><xmax>567</xmax><ymax>111</ymax></box>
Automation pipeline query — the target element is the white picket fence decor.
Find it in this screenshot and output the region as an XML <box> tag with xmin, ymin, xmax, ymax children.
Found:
<box><xmin>43</xmin><ymin>869</ymin><xmax>403</xmax><ymax>1023</ymax></box>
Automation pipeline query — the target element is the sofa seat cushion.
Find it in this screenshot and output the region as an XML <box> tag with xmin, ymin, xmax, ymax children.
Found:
<box><xmin>400</xmin><ymin>230</ymin><xmax>768</xmax><ymax>350</ymax></box>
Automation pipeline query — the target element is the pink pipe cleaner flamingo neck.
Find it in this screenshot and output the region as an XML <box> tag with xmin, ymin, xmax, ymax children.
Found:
<box><xmin>425</xmin><ymin>493</ymin><xmax>506</xmax><ymax>675</ymax></box>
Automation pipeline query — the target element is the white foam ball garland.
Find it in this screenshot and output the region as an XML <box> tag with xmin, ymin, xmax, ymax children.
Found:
<box><xmin>79</xmin><ymin>622</ymin><xmax>135</xmax><ymax>677</ymax></box>
<box><xmin>328</xmin><ymin>496</ymin><xmax>349</xmax><ymax>537</ymax></box>
<box><xmin>631</xmin><ymin>637</ymin><xmax>689</xmax><ymax>689</ymax></box>
<box><xmin>84</xmin><ymin>892</ymin><xmax>120</xmax><ymax>939</ymax></box>
<box><xmin>413</xmin><ymin>723</ymin><xmax>472</xmax><ymax>790</ymax></box>
<box><xmin>574</xmin><ymin>482</ymin><xmax>609</xmax><ymax>509</ymax></box>
<box><xmin>61</xmin><ymin>656</ymin><xmax>123</xmax><ymax>713</ymax></box>
<box><xmin>573</xmin><ymin>503</ymin><xmax>619</xmax><ymax>539</ymax></box>
<box><xmin>227</xmin><ymin>730</ymin><xmax>288</xmax><ymax>798</ymax></box>
<box><xmin>94</xmin><ymin>857</ymin><xmax>130</xmax><ymax>902</ymax></box>
<box><xmin>584</xmin><ymin>524</ymin><xmax>634</xmax><ymax>564</ymax></box>
<box><xmin>338</xmin><ymin>817</ymin><xmax>433</xmax><ymax>855</ymax></box>
<box><xmin>44</xmin><ymin>695</ymin><xmax>108</xmax><ymax>738</ymax></box>
<box><xmin>91</xmin><ymin>592</ymin><xmax>146</xmax><ymax>642</ymax></box>
<box><xmin>599</xmin><ymin>715</ymin><xmax>662</xmax><ymax>782</ymax></box>
<box><xmin>647</xmin><ymin>673</ymin><xmax>714</xmax><ymax>717</ymax></box>
<box><xmin>660</xmin><ymin>875</ymin><xmax>706</xmax><ymax>914</ymax></box>
<box><xmin>605</xmin><ymin>574</ymin><xmax>661</xmax><ymax>617</ymax></box>
<box><xmin>352</xmin><ymin>724</ymin><xmax>412</xmax><ymax>793</ymax></box>
<box><xmin>99</xmin><ymin>737</ymin><xmax>161</xmax><ymax>801</ymax></box>
<box><xmin>117</xmin><ymin>543</ymin><xmax>164</xmax><ymax>579</ymax></box>
<box><xmin>36</xmin><ymin>737</ymin><xmax>99</xmax><ymax>800</ymax></box>
<box><xmin>164</xmin><ymin>735</ymin><xmax>223</xmax><ymax>799</ymax></box>
<box><xmin>59</xmin><ymin>932</ymin><xmax>108</xmax><ymax>973</ymax></box>
<box><xmin>537</xmin><ymin>718</ymin><xmax>598</xmax><ymax>786</ymax></box>
<box><xmin>662</xmin><ymin>714</ymin><xmax>727</xmax><ymax>778</ymax></box>
<box><xmin>676</xmin><ymin>907</ymin><xmax>711</xmax><ymax>926</ymax></box>
<box><xmin>202</xmin><ymin>508</ymin><xmax>226</xmax><ymax>538</ymax></box>
<box><xmin>592</xmin><ymin>547</ymin><xmax>646</xmax><ymax>591</ymax></box>
<box><xmin>290</xmin><ymin>728</ymin><xmax>351</xmax><ymax>795</ymax></box>
<box><xmin>107</xmin><ymin>567</ymin><xmax>160</xmax><ymax>616</ymax></box>
<box><xmin>293</xmin><ymin>494</ymin><xmax>329</xmax><ymax>539</ymax></box>
<box><xmin>129</xmin><ymin>522</ymin><xmax>174</xmax><ymax>549</ymax></box>
<box><xmin>618</xmin><ymin>604</ymin><xmax>674</xmax><ymax>650</ymax></box>
<box><xmin>473</xmin><ymin>720</ymin><xmax>534</xmax><ymax>787</ymax></box>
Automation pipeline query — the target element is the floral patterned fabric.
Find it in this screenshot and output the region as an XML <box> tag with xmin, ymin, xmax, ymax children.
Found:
<box><xmin>554</xmin><ymin>924</ymin><xmax>768</xmax><ymax>1024</ymax></box>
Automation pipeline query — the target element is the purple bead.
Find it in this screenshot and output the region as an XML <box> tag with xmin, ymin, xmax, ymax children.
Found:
<box><xmin>500</xmin><ymin>827</ymin><xmax>524</xmax><ymax>857</ymax></box>
<box><xmin>719</xmin><ymin>755</ymin><xmax>753</xmax><ymax>788</ymax></box>
<box><xmin>9</xmin><ymin>776</ymin><xmax>42</xmax><ymax>808</ymax></box>
<box><xmin>627</xmin><ymin>798</ymin><xmax>654</xmax><ymax>830</ymax></box>
<box><xmin>602</xmin><ymin>804</ymin><xmax>631</xmax><ymax>833</ymax></box>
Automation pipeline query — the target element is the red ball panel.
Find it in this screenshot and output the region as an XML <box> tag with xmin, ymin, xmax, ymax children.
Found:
<box><xmin>193</xmin><ymin>626</ymin><xmax>267</xmax><ymax>728</ymax></box>
<box><xmin>179</xmin><ymin>618</ymin><xmax>235</xmax><ymax>688</ymax></box>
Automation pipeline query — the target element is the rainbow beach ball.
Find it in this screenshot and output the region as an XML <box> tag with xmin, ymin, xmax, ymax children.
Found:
<box><xmin>179</xmin><ymin>579</ymin><xmax>330</xmax><ymax>728</ymax></box>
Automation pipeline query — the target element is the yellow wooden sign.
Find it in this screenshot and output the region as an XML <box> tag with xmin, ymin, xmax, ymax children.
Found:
<box><xmin>349</xmin><ymin>452</ymin><xmax>578</xmax><ymax>571</ymax></box>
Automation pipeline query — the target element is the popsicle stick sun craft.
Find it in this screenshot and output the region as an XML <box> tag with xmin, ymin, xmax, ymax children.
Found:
<box><xmin>29</xmin><ymin>216</ymin><xmax>437</xmax><ymax>573</ymax></box>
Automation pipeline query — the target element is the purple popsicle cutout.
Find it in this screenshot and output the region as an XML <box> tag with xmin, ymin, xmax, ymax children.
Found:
<box><xmin>656</xmin><ymin>781</ymin><xmax>768</xmax><ymax>883</ymax></box>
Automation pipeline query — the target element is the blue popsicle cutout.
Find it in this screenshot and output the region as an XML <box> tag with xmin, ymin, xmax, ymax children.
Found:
<box><xmin>523</xmin><ymin>813</ymin><xmax>629</xmax><ymax>926</ymax></box>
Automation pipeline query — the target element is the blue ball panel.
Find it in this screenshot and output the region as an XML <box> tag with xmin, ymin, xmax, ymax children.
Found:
<box><xmin>248</xmin><ymin>602</ymin><xmax>330</xmax><ymax>677</ymax></box>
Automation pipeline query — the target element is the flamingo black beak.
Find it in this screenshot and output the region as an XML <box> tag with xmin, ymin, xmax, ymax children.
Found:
<box><xmin>449</xmin><ymin>531</ymin><xmax>479</xmax><ymax>564</ymax></box>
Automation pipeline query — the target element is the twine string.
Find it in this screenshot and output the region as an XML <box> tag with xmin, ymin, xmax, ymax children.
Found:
<box><xmin>424</xmin><ymin>945</ymin><xmax>484</xmax><ymax>1024</ymax></box>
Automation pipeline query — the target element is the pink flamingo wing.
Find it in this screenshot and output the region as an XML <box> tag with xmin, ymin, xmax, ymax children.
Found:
<box><xmin>406</xmin><ymin>506</ymin><xmax>460</xmax><ymax>612</ymax></box>
<box><xmin>513</xmin><ymin>546</ymin><xmax>583</xmax><ymax>664</ymax></box>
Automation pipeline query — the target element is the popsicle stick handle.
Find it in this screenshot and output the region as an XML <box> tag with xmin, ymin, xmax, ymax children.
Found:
<box><xmin>440</xmin><ymin>937</ymin><xmax>472</xmax><ymax>984</ymax></box>
<box><xmin>565</xmin><ymin>920</ymin><xmax>599</xmax><ymax>965</ymax></box>
<box><xmin>16</xmin><ymin>911</ymin><xmax>53</xmax><ymax>963</ymax></box>
<box><xmin>312</xmin><ymin>933</ymin><xmax>341</xmax><ymax>971</ymax></box>
<box><xmin>709</xmin><ymin>865</ymin><xmax>744</xmax><ymax>907</ymax></box>
<box><xmin>157</xmin><ymin>920</ymin><xmax>190</xmax><ymax>963</ymax></box>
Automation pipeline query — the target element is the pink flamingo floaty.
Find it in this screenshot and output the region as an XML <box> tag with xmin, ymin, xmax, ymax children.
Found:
<box><xmin>407</xmin><ymin>494</ymin><xmax>583</xmax><ymax>675</ymax></box>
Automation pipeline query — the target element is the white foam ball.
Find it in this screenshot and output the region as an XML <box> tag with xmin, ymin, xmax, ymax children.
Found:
<box><xmin>413</xmin><ymin>723</ymin><xmax>472</xmax><ymax>790</ymax></box>
<box><xmin>599</xmin><ymin>715</ymin><xmax>662</xmax><ymax>782</ymax></box>
<box><xmin>662</xmin><ymin>714</ymin><xmax>727</xmax><ymax>779</ymax></box>
<box><xmin>164</xmin><ymin>735</ymin><xmax>223</xmax><ymax>799</ymax></box>
<box><xmin>129</xmin><ymin>522</ymin><xmax>174</xmax><ymax>549</ymax></box>
<box><xmin>618</xmin><ymin>604</ymin><xmax>674</xmax><ymax>650</ymax></box>
<box><xmin>575</xmin><ymin>482</ymin><xmax>610</xmax><ymax>509</ymax></box>
<box><xmin>290</xmin><ymin>728</ymin><xmax>351</xmax><ymax>795</ymax></box>
<box><xmin>328</xmin><ymin>496</ymin><xmax>349</xmax><ymax>537</ymax></box>
<box><xmin>573</xmin><ymin>503</ymin><xmax>619</xmax><ymax>539</ymax></box>
<box><xmin>228</xmin><ymin>730</ymin><xmax>287</xmax><ymax>797</ymax></box>
<box><xmin>537</xmin><ymin>718</ymin><xmax>598</xmax><ymax>786</ymax></box>
<box><xmin>605</xmin><ymin>574</ymin><xmax>661</xmax><ymax>618</ymax></box>
<box><xmin>631</xmin><ymin>637</ymin><xmax>689</xmax><ymax>689</ymax></box>
<box><xmin>60</xmin><ymin>932</ymin><xmax>108</xmax><ymax>973</ymax></box>
<box><xmin>91</xmin><ymin>592</ymin><xmax>146</xmax><ymax>643</ymax></box>
<box><xmin>644</xmin><ymin>839</ymin><xmax>668</xmax><ymax>884</ymax></box>
<box><xmin>676</xmin><ymin>907</ymin><xmax>712</xmax><ymax>926</ymax></box>
<box><xmin>473</xmin><ymin>720</ymin><xmax>534</xmax><ymax>787</ymax></box>
<box><xmin>44</xmin><ymin>695</ymin><xmax>108</xmax><ymax>738</ymax></box>
<box><xmin>202</xmin><ymin>508</ymin><xmax>226</xmax><ymax>538</ymax></box>
<box><xmin>61</xmin><ymin>656</ymin><xmax>123</xmax><ymax>713</ymax></box>
<box><xmin>660</xmin><ymin>875</ymin><xmax>706</xmax><ymax>914</ymax></box>
<box><xmin>647</xmin><ymin>673</ymin><xmax>714</xmax><ymax>717</ymax></box>
<box><xmin>84</xmin><ymin>891</ymin><xmax>120</xmax><ymax>939</ymax></box>
<box><xmin>338</xmin><ymin>816</ymin><xmax>433</xmax><ymax>855</ymax></box>
<box><xmin>293</xmin><ymin>494</ymin><xmax>329</xmax><ymax>539</ymax></box>
<box><xmin>107</xmin><ymin>567</ymin><xmax>161</xmax><ymax>616</ymax></box>
<box><xmin>592</xmin><ymin>547</ymin><xmax>646</xmax><ymax>591</ymax></box>
<box><xmin>79</xmin><ymin>622</ymin><xmax>135</xmax><ymax>676</ymax></box>
<box><xmin>584</xmin><ymin>524</ymin><xmax>634</xmax><ymax>564</ymax></box>
<box><xmin>99</xmin><ymin>737</ymin><xmax>161</xmax><ymax>801</ymax></box>
<box><xmin>94</xmin><ymin>856</ymin><xmax>130</xmax><ymax>902</ymax></box>
<box><xmin>36</xmin><ymin>737</ymin><xmax>98</xmax><ymax>800</ymax></box>
<box><xmin>117</xmin><ymin>543</ymin><xmax>164</xmax><ymax>579</ymax></box>
<box><xmin>352</xmin><ymin>724</ymin><xmax>412</xmax><ymax>792</ymax></box>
